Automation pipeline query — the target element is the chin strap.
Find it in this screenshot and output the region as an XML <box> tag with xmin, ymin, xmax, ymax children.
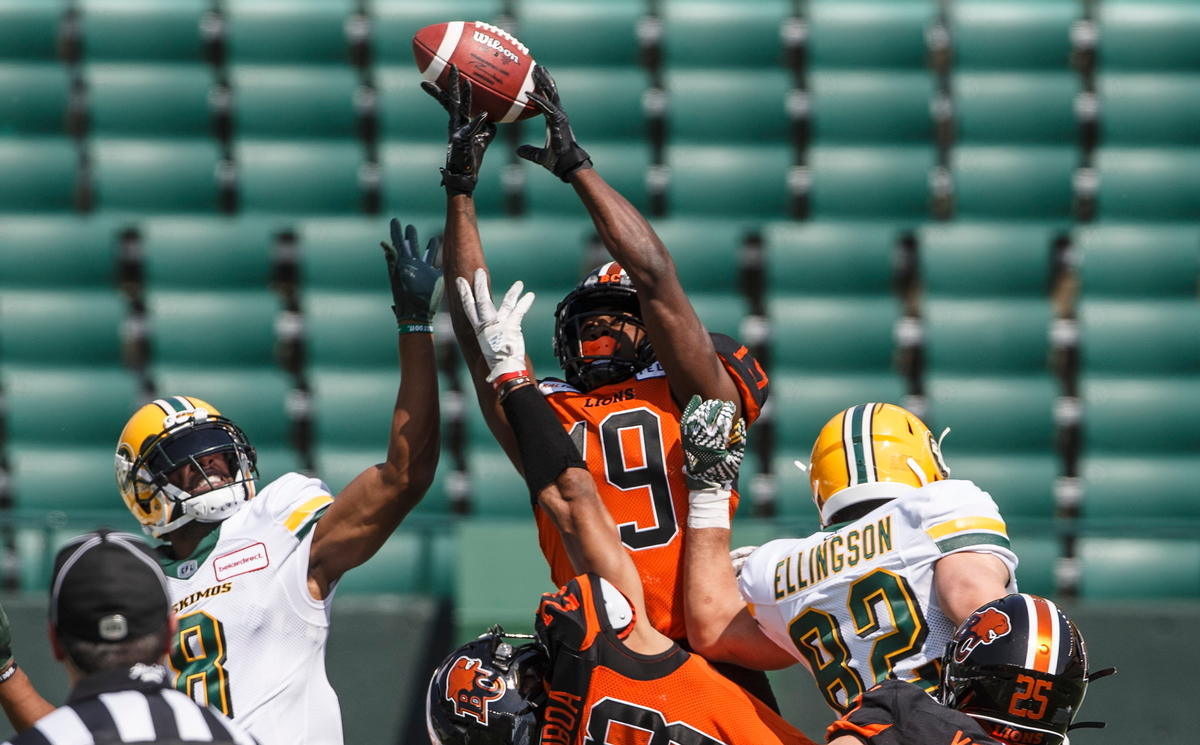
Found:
<box><xmin>906</xmin><ymin>457</ymin><xmax>930</xmax><ymax>486</ymax></box>
<box><xmin>1086</xmin><ymin>667</ymin><xmax>1117</xmax><ymax>682</ymax></box>
<box><xmin>1068</xmin><ymin>667</ymin><xmax>1117</xmax><ymax>732</ymax></box>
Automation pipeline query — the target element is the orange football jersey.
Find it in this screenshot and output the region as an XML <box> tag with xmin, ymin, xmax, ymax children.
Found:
<box><xmin>536</xmin><ymin>335</ymin><xmax>768</xmax><ymax>640</ymax></box>
<box><xmin>535</xmin><ymin>574</ymin><xmax>812</xmax><ymax>745</ymax></box>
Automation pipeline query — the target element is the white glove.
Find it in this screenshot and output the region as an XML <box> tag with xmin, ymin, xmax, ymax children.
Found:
<box><xmin>457</xmin><ymin>268</ymin><xmax>536</xmax><ymax>384</ymax></box>
<box><xmin>730</xmin><ymin>545</ymin><xmax>758</xmax><ymax>578</ymax></box>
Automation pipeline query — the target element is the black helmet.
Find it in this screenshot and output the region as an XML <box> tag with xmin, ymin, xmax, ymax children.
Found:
<box><xmin>941</xmin><ymin>594</ymin><xmax>1109</xmax><ymax>745</ymax></box>
<box><xmin>553</xmin><ymin>262</ymin><xmax>654</xmax><ymax>391</ymax></box>
<box><xmin>426</xmin><ymin>628</ymin><xmax>547</xmax><ymax>745</ymax></box>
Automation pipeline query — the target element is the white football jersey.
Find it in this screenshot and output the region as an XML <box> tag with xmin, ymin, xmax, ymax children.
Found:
<box><xmin>157</xmin><ymin>472</ymin><xmax>342</xmax><ymax>745</ymax></box>
<box><xmin>739</xmin><ymin>479</ymin><xmax>1018</xmax><ymax>714</ymax></box>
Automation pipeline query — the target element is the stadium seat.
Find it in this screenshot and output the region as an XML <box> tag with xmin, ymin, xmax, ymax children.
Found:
<box><xmin>465</xmin><ymin>446</ymin><xmax>530</xmax><ymax>517</ymax></box>
<box><xmin>0</xmin><ymin>216</ymin><xmax>119</xmax><ymax>289</ymax></box>
<box><xmin>471</xmin><ymin>217</ymin><xmax>593</xmax><ymax>292</ymax></box>
<box><xmin>375</xmin><ymin>66</ymin><xmax>460</xmax><ymax>141</ymax></box>
<box><xmin>333</xmin><ymin>531</ymin><xmax>425</xmax><ymax>594</ymax></box>
<box><xmin>667</xmin><ymin>144</ymin><xmax>791</xmax><ymax>218</ymax></box>
<box><xmin>807</xmin><ymin>146</ymin><xmax>933</xmax><ymax>219</ymax></box>
<box><xmin>1080</xmin><ymin>455</ymin><xmax>1200</xmax><ymax>528</ymax></box>
<box><xmin>0</xmin><ymin>139</ymin><xmax>77</xmax><ymax>212</ymax></box>
<box><xmin>0</xmin><ymin>0</ymin><xmax>67</xmax><ymax>62</ymax></box>
<box><xmin>1077</xmin><ymin>537</ymin><xmax>1200</xmax><ymax>599</ymax></box>
<box><xmin>808</xmin><ymin>71</ymin><xmax>933</xmax><ymax>144</ymax></box>
<box><xmin>231</xmin><ymin>65</ymin><xmax>359</xmax><ymax>139</ymax></box>
<box><xmin>689</xmin><ymin>295</ymin><xmax>748</xmax><ymax>340</ymax></box>
<box><xmin>1094</xmin><ymin>148</ymin><xmax>1200</xmax><ymax>220</ymax></box>
<box><xmin>371</xmin><ymin>0</ymin><xmax>504</xmax><ymax>65</ymax></box>
<box><xmin>1073</xmin><ymin>224</ymin><xmax>1199</xmax><ymax>298</ymax></box>
<box><xmin>85</xmin><ymin>64</ymin><xmax>214</xmax><ymax>138</ymax></box>
<box><xmin>953</xmin><ymin>73</ymin><xmax>1078</xmax><ymax>144</ymax></box>
<box><xmin>666</xmin><ymin>69</ymin><xmax>792</xmax><ymax>144</ymax></box>
<box><xmin>91</xmin><ymin>139</ymin><xmax>219</xmax><ymax>213</ymax></box>
<box><xmin>660</xmin><ymin>0</ymin><xmax>790</xmax><ymax>69</ymax></box>
<box><xmin>139</xmin><ymin>217</ymin><xmax>281</xmax><ymax>289</ymax></box>
<box><xmin>9</xmin><ymin>446</ymin><xmax>125</xmax><ymax>513</ymax></box>
<box><xmin>0</xmin><ymin>291</ymin><xmax>125</xmax><ymax>367</ymax></box>
<box><xmin>145</xmin><ymin>291</ymin><xmax>279</xmax><ymax>368</ymax></box>
<box><xmin>303</xmin><ymin>291</ymin><xmax>399</xmax><ymax>369</ymax></box>
<box><xmin>0</xmin><ymin>64</ymin><xmax>69</xmax><ymax>135</ymax></box>
<box><xmin>526</xmin><ymin>143</ymin><xmax>650</xmax><ymax>216</ymax></box>
<box><xmin>770</xmin><ymin>296</ymin><xmax>898</xmax><ymax>373</ymax></box>
<box><xmin>1079</xmin><ymin>302</ymin><xmax>1200</xmax><ymax>375</ymax></box>
<box><xmin>380</xmin><ymin>142</ymin><xmax>504</xmax><ymax>217</ymax></box>
<box><xmin>769</xmin><ymin>372</ymin><xmax>907</xmax><ymax>452</ymax></box>
<box><xmin>296</xmin><ymin>216</ymin><xmax>443</xmax><ymax>291</ymax></box>
<box><xmin>237</xmin><ymin>140</ymin><xmax>363</xmax><ymax>214</ymax></box>
<box><xmin>925</xmin><ymin>376</ymin><xmax>1057</xmax><ymax>453</ymax></box>
<box><xmin>1097</xmin><ymin>1</ymin><xmax>1200</xmax><ymax>71</ymax></box>
<box><xmin>923</xmin><ymin>300</ymin><xmax>1052</xmax><ymax>374</ymax></box>
<box><xmin>764</xmin><ymin>221</ymin><xmax>899</xmax><ymax>296</ymax></box>
<box><xmin>78</xmin><ymin>0</ymin><xmax>207</xmax><ymax>62</ymax></box>
<box><xmin>1007</xmin><ymin>531</ymin><xmax>1058</xmax><ymax>597</ymax></box>
<box><xmin>516</xmin><ymin>0</ymin><xmax>643</xmax><ymax>68</ymax></box>
<box><xmin>807</xmin><ymin>0</ymin><xmax>936</xmax><ymax>71</ymax></box>
<box><xmin>150</xmin><ymin>366</ymin><xmax>294</xmax><ymax>450</ymax></box>
<box><xmin>535</xmin><ymin>67</ymin><xmax>647</xmax><ymax>144</ymax></box>
<box><xmin>1082</xmin><ymin>377</ymin><xmax>1199</xmax><ymax>455</ymax></box>
<box><xmin>948</xmin><ymin>0</ymin><xmax>1077</xmax><ymax>70</ymax></box>
<box><xmin>455</xmin><ymin>519</ymin><xmax>555</xmax><ymax>635</ymax></box>
<box><xmin>918</xmin><ymin>223</ymin><xmax>1055</xmax><ymax>297</ymax></box>
<box><xmin>1099</xmin><ymin>74</ymin><xmax>1200</xmax><ymax>146</ymax></box>
<box><xmin>952</xmin><ymin>146</ymin><xmax>1076</xmax><ymax>220</ymax></box>
<box><xmin>650</xmin><ymin>218</ymin><xmax>749</xmax><ymax>296</ymax></box>
<box><xmin>224</xmin><ymin>0</ymin><xmax>352</xmax><ymax>65</ymax></box>
<box><xmin>946</xmin><ymin>454</ymin><xmax>1058</xmax><ymax>522</ymax></box>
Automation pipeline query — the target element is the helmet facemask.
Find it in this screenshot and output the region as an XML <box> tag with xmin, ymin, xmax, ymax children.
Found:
<box><xmin>553</xmin><ymin>290</ymin><xmax>654</xmax><ymax>391</ymax></box>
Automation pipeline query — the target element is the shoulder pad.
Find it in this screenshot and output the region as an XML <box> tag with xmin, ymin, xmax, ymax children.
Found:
<box><xmin>538</xmin><ymin>378</ymin><xmax>579</xmax><ymax>395</ymax></box>
<box><xmin>710</xmin><ymin>333</ymin><xmax>769</xmax><ymax>423</ymax></box>
<box><xmin>256</xmin><ymin>472</ymin><xmax>334</xmax><ymax>536</ymax></box>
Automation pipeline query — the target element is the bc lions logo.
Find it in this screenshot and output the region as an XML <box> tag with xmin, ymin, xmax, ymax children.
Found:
<box><xmin>445</xmin><ymin>656</ymin><xmax>506</xmax><ymax>724</ymax></box>
<box><xmin>954</xmin><ymin>608</ymin><xmax>1012</xmax><ymax>663</ymax></box>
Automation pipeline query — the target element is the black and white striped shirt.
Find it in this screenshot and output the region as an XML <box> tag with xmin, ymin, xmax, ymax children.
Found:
<box><xmin>4</xmin><ymin>665</ymin><xmax>257</xmax><ymax>745</ymax></box>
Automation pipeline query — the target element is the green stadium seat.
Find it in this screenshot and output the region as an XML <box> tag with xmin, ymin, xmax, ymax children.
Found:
<box><xmin>1099</xmin><ymin>75</ymin><xmax>1200</xmax><ymax>146</ymax></box>
<box><xmin>92</xmin><ymin>139</ymin><xmax>219</xmax><ymax>213</ymax></box>
<box><xmin>667</xmin><ymin>144</ymin><xmax>791</xmax><ymax>218</ymax></box>
<box><xmin>1098</xmin><ymin>1</ymin><xmax>1200</xmax><ymax>71</ymax></box>
<box><xmin>380</xmin><ymin>141</ymin><xmax>503</xmax><ymax>217</ymax></box>
<box><xmin>0</xmin><ymin>139</ymin><xmax>76</xmax><ymax>211</ymax></box>
<box><xmin>952</xmin><ymin>146</ymin><xmax>1076</xmax><ymax>220</ymax></box>
<box><xmin>949</xmin><ymin>0</ymin><xmax>1077</xmax><ymax>70</ymax></box>
<box><xmin>661</xmin><ymin>0</ymin><xmax>790</xmax><ymax>69</ymax></box>
<box><xmin>2</xmin><ymin>366</ymin><xmax>139</xmax><ymax>445</ymax></box>
<box><xmin>918</xmin><ymin>223</ymin><xmax>1055</xmax><ymax>296</ymax></box>
<box><xmin>1007</xmin><ymin>531</ymin><xmax>1058</xmax><ymax>597</ymax></box>
<box><xmin>471</xmin><ymin>217</ymin><xmax>591</xmax><ymax>292</ymax></box>
<box><xmin>237</xmin><ymin>140</ymin><xmax>363</xmax><ymax>214</ymax></box>
<box><xmin>225</xmin><ymin>0</ymin><xmax>351</xmax><ymax>65</ymax></box>
<box><xmin>764</xmin><ymin>221</ymin><xmax>899</xmax><ymax>296</ymax></box>
<box><xmin>770</xmin><ymin>296</ymin><xmax>898</xmax><ymax>372</ymax></box>
<box><xmin>0</xmin><ymin>216</ymin><xmax>119</xmax><ymax>289</ymax></box>
<box><xmin>808</xmin><ymin>146</ymin><xmax>933</xmax><ymax>219</ymax></box>
<box><xmin>666</xmin><ymin>69</ymin><xmax>791</xmax><ymax>143</ymax></box>
<box><xmin>769</xmin><ymin>453</ymin><xmax>821</xmax><ymax>529</ymax></box>
<box><xmin>1095</xmin><ymin>148</ymin><xmax>1200</xmax><ymax>220</ymax></box>
<box><xmin>808</xmin><ymin>71</ymin><xmax>933</xmax><ymax>144</ymax></box>
<box><xmin>0</xmin><ymin>64</ymin><xmax>68</xmax><ymax>135</ymax></box>
<box><xmin>689</xmin><ymin>294</ymin><xmax>747</xmax><ymax>340</ymax></box>
<box><xmin>85</xmin><ymin>64</ymin><xmax>213</xmax><ymax>137</ymax></box>
<box><xmin>146</xmin><ymin>291</ymin><xmax>279</xmax><ymax>368</ymax></box>
<box><xmin>16</xmin><ymin>520</ymin><xmax>144</xmax><ymax>590</ymax></box>
<box><xmin>537</xmin><ymin>68</ymin><xmax>647</xmax><ymax>143</ymax></box>
<box><xmin>650</xmin><ymin>218</ymin><xmax>749</xmax><ymax>296</ymax></box>
<box><xmin>78</xmin><ymin>0</ymin><xmax>207</xmax><ymax>62</ymax></box>
<box><xmin>302</xmin><ymin>291</ymin><xmax>399</xmax><ymax>369</ymax></box>
<box><xmin>314</xmin><ymin>450</ymin><xmax>452</xmax><ymax>517</ymax></box>
<box><xmin>376</xmin><ymin>66</ymin><xmax>458</xmax><ymax>141</ymax></box>
<box><xmin>1082</xmin><ymin>377</ymin><xmax>1200</xmax><ymax>454</ymax></box>
<box><xmin>516</xmin><ymin>0</ymin><xmax>643</xmax><ymax>68</ymax></box>
<box><xmin>465</xmin><ymin>446</ymin><xmax>530</xmax><ymax>516</ymax></box>
<box><xmin>1079</xmin><ymin>302</ymin><xmax>1200</xmax><ymax>375</ymax></box>
<box><xmin>924</xmin><ymin>300</ymin><xmax>1052</xmax><ymax>374</ymax></box>
<box><xmin>372</xmin><ymin>1</ymin><xmax>504</xmax><ymax>65</ymax></box>
<box><xmin>231</xmin><ymin>65</ymin><xmax>359</xmax><ymax>139</ymax></box>
<box><xmin>309</xmin><ymin>368</ymin><xmax>414</xmax><ymax>449</ymax></box>
<box><xmin>1080</xmin><ymin>455</ymin><xmax>1200</xmax><ymax>527</ymax></box>
<box><xmin>946</xmin><ymin>455</ymin><xmax>1058</xmax><ymax>521</ymax></box>
<box><xmin>295</xmin><ymin>216</ymin><xmax>443</xmax><ymax>291</ymax></box>
<box><xmin>0</xmin><ymin>0</ymin><xmax>66</xmax><ymax>62</ymax></box>
<box><xmin>1077</xmin><ymin>537</ymin><xmax>1200</xmax><ymax>599</ymax></box>
<box><xmin>1074</xmin><ymin>224</ymin><xmax>1199</xmax><ymax>298</ymax></box>
<box><xmin>526</xmin><ymin>143</ymin><xmax>650</xmax><ymax>216</ymax></box>
<box><xmin>140</xmin><ymin>217</ymin><xmax>282</xmax><ymax>289</ymax></box>
<box><xmin>954</xmin><ymin>73</ymin><xmax>1078</xmax><ymax>144</ymax></box>
<box><xmin>150</xmin><ymin>366</ymin><xmax>294</xmax><ymax>449</ymax></box>
<box><xmin>0</xmin><ymin>291</ymin><xmax>125</xmax><ymax>367</ymax></box>
<box><xmin>9</xmin><ymin>447</ymin><xmax>124</xmax><ymax>513</ymax></box>
<box><xmin>455</xmin><ymin>518</ymin><xmax>554</xmax><ymax>636</ymax></box>
<box><xmin>770</xmin><ymin>372</ymin><xmax>907</xmax><ymax>451</ymax></box>
<box><xmin>925</xmin><ymin>376</ymin><xmax>1057</xmax><ymax>452</ymax></box>
<box><xmin>333</xmin><ymin>531</ymin><xmax>424</xmax><ymax>594</ymax></box>
<box><xmin>808</xmin><ymin>0</ymin><xmax>935</xmax><ymax>70</ymax></box>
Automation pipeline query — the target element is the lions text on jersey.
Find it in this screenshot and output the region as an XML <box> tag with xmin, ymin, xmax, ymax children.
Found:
<box><xmin>738</xmin><ymin>480</ymin><xmax>1018</xmax><ymax>714</ymax></box>
<box><xmin>156</xmin><ymin>473</ymin><xmax>342</xmax><ymax>745</ymax></box>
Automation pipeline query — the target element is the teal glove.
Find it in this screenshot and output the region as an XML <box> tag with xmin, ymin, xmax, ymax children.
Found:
<box><xmin>680</xmin><ymin>395</ymin><xmax>747</xmax><ymax>491</ymax></box>
<box><xmin>380</xmin><ymin>218</ymin><xmax>444</xmax><ymax>333</ymax></box>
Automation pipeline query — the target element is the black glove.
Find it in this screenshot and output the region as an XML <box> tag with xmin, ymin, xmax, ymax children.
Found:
<box><xmin>516</xmin><ymin>65</ymin><xmax>593</xmax><ymax>182</ymax></box>
<box><xmin>421</xmin><ymin>65</ymin><xmax>497</xmax><ymax>196</ymax></box>
<box><xmin>380</xmin><ymin>218</ymin><xmax>444</xmax><ymax>333</ymax></box>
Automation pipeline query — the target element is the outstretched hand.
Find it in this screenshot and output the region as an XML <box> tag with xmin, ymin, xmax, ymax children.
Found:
<box><xmin>381</xmin><ymin>218</ymin><xmax>444</xmax><ymax>332</ymax></box>
<box><xmin>421</xmin><ymin>65</ymin><xmax>497</xmax><ymax>195</ymax></box>
<box><xmin>456</xmin><ymin>268</ymin><xmax>536</xmax><ymax>384</ymax></box>
<box><xmin>680</xmin><ymin>395</ymin><xmax>747</xmax><ymax>491</ymax></box>
<box><xmin>516</xmin><ymin>65</ymin><xmax>593</xmax><ymax>182</ymax></box>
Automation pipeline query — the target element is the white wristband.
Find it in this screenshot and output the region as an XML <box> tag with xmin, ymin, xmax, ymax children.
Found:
<box><xmin>687</xmin><ymin>487</ymin><xmax>732</xmax><ymax>529</ymax></box>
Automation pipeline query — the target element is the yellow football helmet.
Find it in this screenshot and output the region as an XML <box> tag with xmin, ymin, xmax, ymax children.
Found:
<box><xmin>808</xmin><ymin>402</ymin><xmax>949</xmax><ymax>526</ymax></box>
<box><xmin>115</xmin><ymin>396</ymin><xmax>258</xmax><ymax>537</ymax></box>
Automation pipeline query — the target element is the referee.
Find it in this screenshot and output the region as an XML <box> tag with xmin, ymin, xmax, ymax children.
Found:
<box><xmin>0</xmin><ymin>529</ymin><xmax>257</xmax><ymax>745</ymax></box>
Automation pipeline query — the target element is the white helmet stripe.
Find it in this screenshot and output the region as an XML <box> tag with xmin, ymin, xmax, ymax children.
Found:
<box><xmin>861</xmin><ymin>402</ymin><xmax>878</xmax><ymax>483</ymax></box>
<box><xmin>841</xmin><ymin>405</ymin><xmax>859</xmax><ymax>487</ymax></box>
<box><xmin>1022</xmin><ymin>594</ymin><xmax>1061</xmax><ymax>673</ymax></box>
<box><xmin>172</xmin><ymin>396</ymin><xmax>194</xmax><ymax>413</ymax></box>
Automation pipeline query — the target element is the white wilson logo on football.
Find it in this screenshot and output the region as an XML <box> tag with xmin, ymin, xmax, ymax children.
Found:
<box><xmin>213</xmin><ymin>542</ymin><xmax>270</xmax><ymax>580</ymax></box>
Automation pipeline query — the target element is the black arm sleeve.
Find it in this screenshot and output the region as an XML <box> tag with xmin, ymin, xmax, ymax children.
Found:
<box><xmin>500</xmin><ymin>384</ymin><xmax>587</xmax><ymax>500</ymax></box>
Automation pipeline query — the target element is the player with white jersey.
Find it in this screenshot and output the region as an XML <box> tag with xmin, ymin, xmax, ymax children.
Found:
<box><xmin>679</xmin><ymin>400</ymin><xmax>1017</xmax><ymax>715</ymax></box>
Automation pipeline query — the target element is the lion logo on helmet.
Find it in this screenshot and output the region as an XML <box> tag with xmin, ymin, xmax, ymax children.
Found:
<box><xmin>954</xmin><ymin>607</ymin><xmax>1012</xmax><ymax>663</ymax></box>
<box><xmin>445</xmin><ymin>655</ymin><xmax>507</xmax><ymax>725</ymax></box>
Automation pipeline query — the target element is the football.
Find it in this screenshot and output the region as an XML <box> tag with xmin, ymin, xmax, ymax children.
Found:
<box><xmin>412</xmin><ymin>20</ymin><xmax>540</xmax><ymax>124</ymax></box>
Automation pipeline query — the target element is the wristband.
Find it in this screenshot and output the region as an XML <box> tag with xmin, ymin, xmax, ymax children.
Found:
<box><xmin>397</xmin><ymin>322</ymin><xmax>434</xmax><ymax>334</ymax></box>
<box><xmin>687</xmin><ymin>487</ymin><xmax>732</xmax><ymax>530</ymax></box>
<box><xmin>0</xmin><ymin>663</ymin><xmax>18</xmax><ymax>684</ymax></box>
<box><xmin>497</xmin><ymin>376</ymin><xmax>533</xmax><ymax>402</ymax></box>
<box><xmin>490</xmin><ymin>369</ymin><xmax>529</xmax><ymax>390</ymax></box>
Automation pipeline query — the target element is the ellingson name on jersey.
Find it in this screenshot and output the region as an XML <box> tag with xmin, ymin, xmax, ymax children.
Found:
<box><xmin>773</xmin><ymin>515</ymin><xmax>895</xmax><ymax>600</ymax></box>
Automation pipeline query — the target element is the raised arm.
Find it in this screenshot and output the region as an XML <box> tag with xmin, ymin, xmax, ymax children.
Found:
<box><xmin>305</xmin><ymin>221</ymin><xmax>442</xmax><ymax>599</ymax></box>
<box><xmin>517</xmin><ymin>66</ymin><xmax>740</xmax><ymax>414</ymax></box>
<box><xmin>934</xmin><ymin>551</ymin><xmax>1012</xmax><ymax>625</ymax></box>
<box><xmin>0</xmin><ymin>600</ymin><xmax>55</xmax><ymax>731</ymax></box>
<box><xmin>680</xmin><ymin>397</ymin><xmax>795</xmax><ymax>670</ymax></box>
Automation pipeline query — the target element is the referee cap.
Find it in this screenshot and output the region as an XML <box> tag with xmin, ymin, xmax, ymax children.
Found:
<box><xmin>50</xmin><ymin>529</ymin><xmax>170</xmax><ymax>643</ymax></box>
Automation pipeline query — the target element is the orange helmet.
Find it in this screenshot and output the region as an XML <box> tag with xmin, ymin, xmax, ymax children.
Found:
<box><xmin>808</xmin><ymin>402</ymin><xmax>949</xmax><ymax>526</ymax></box>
